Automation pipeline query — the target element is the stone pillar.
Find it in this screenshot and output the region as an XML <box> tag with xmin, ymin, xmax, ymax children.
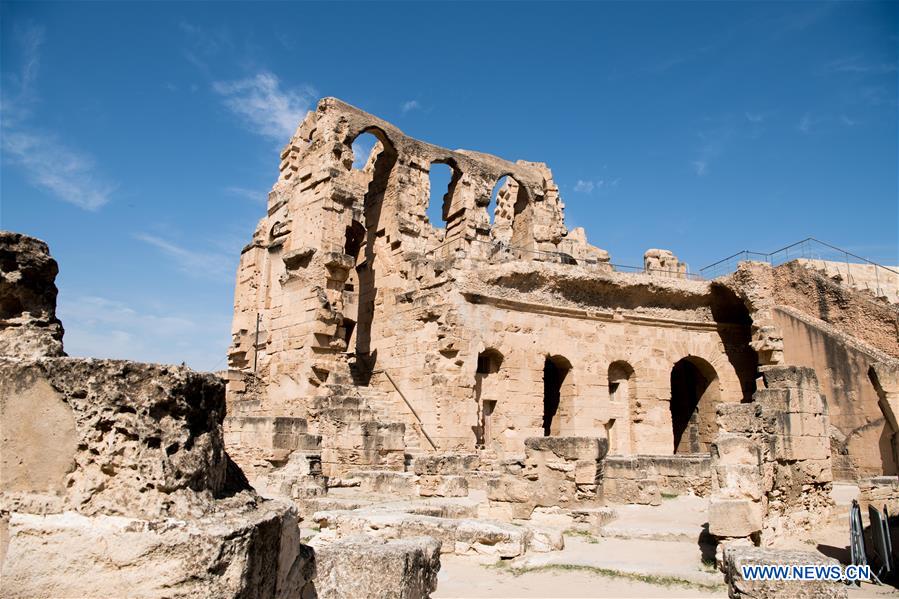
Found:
<box><xmin>710</xmin><ymin>366</ymin><xmax>834</xmax><ymax>546</ymax></box>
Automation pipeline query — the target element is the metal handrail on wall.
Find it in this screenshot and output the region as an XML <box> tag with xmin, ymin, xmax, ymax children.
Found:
<box><xmin>700</xmin><ymin>237</ymin><xmax>898</xmax><ymax>300</ymax></box>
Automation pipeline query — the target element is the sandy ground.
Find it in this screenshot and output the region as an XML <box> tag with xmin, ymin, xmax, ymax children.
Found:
<box><xmin>433</xmin><ymin>488</ymin><xmax>899</xmax><ymax>598</ymax></box>
<box><xmin>434</xmin><ymin>554</ymin><xmax>725</xmax><ymax>598</ymax></box>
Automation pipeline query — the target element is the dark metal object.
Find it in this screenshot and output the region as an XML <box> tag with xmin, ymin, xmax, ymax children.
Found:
<box><xmin>869</xmin><ymin>504</ymin><xmax>894</xmax><ymax>580</ymax></box>
<box><xmin>850</xmin><ymin>500</ymin><xmax>868</xmax><ymax>586</ymax></box>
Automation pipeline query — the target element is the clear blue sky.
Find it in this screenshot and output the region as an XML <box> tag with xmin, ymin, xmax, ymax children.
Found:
<box><xmin>2</xmin><ymin>1</ymin><xmax>896</xmax><ymax>371</ymax></box>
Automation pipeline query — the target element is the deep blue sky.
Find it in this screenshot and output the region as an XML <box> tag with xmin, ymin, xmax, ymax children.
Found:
<box><xmin>2</xmin><ymin>1</ymin><xmax>896</xmax><ymax>370</ymax></box>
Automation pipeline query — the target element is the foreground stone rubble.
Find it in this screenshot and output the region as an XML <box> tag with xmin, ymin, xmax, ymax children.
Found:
<box><xmin>2</xmin><ymin>97</ymin><xmax>899</xmax><ymax>598</ymax></box>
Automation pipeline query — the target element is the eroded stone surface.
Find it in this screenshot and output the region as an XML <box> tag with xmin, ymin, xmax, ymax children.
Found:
<box><xmin>724</xmin><ymin>546</ymin><xmax>847</xmax><ymax>599</ymax></box>
<box><xmin>306</xmin><ymin>535</ymin><xmax>441</xmax><ymax>599</ymax></box>
<box><xmin>0</xmin><ymin>231</ymin><xmax>64</xmax><ymax>359</ymax></box>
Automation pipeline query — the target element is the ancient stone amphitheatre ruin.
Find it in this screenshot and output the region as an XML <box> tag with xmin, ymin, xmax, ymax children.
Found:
<box><xmin>2</xmin><ymin>97</ymin><xmax>898</xmax><ymax>598</ymax></box>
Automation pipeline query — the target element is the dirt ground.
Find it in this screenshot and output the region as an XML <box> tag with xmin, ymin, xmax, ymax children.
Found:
<box><xmin>433</xmin><ymin>488</ymin><xmax>899</xmax><ymax>598</ymax></box>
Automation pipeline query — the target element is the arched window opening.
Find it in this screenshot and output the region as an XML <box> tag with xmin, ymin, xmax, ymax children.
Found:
<box><xmin>350</xmin><ymin>132</ymin><xmax>381</xmax><ymax>171</ymax></box>
<box><xmin>670</xmin><ymin>357</ymin><xmax>720</xmax><ymax>454</ymax></box>
<box><xmin>345</xmin><ymin>128</ymin><xmax>398</xmax><ymax>381</ymax></box>
<box><xmin>543</xmin><ymin>355</ymin><xmax>573</xmax><ymax>436</ymax></box>
<box><xmin>474</xmin><ymin>349</ymin><xmax>504</xmax><ymax>448</ymax></box>
<box><xmin>488</xmin><ymin>176</ymin><xmax>512</xmax><ymax>226</ymax></box>
<box><xmin>489</xmin><ymin>175</ymin><xmax>530</xmax><ymax>247</ymax></box>
<box><xmin>427</xmin><ymin>161</ymin><xmax>456</xmax><ymax>229</ymax></box>
<box><xmin>608</xmin><ymin>361</ymin><xmax>635</xmax><ymax>455</ymax></box>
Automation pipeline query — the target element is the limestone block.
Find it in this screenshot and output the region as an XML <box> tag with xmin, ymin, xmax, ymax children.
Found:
<box><xmin>716</xmin><ymin>464</ymin><xmax>763</xmax><ymax>501</ymax></box>
<box><xmin>769</xmin><ymin>434</ymin><xmax>831</xmax><ymax>461</ymax></box>
<box><xmin>717</xmin><ymin>403</ymin><xmax>757</xmax><ymax>434</ymax></box>
<box><xmin>708</xmin><ymin>498</ymin><xmax>762</xmax><ymax>537</ymax></box>
<box><xmin>603</xmin><ymin>478</ymin><xmax>661</xmax><ymax>506</ymax></box>
<box><xmin>412</xmin><ymin>453</ymin><xmax>480</xmax><ymax>475</ymax></box>
<box><xmin>725</xmin><ymin>546</ymin><xmax>847</xmax><ymax>599</ymax></box>
<box><xmin>0</xmin><ymin>500</ymin><xmax>308</xmax><ymax>599</ymax></box>
<box><xmin>306</xmin><ymin>535</ymin><xmax>440</xmax><ymax>599</ymax></box>
<box><xmin>0</xmin><ymin>358</ymin><xmax>233</xmax><ymax>519</ymax></box>
<box><xmin>712</xmin><ymin>434</ymin><xmax>761</xmax><ymax>466</ymax></box>
<box><xmin>418</xmin><ymin>475</ymin><xmax>469</xmax><ymax>498</ymax></box>
<box><xmin>524</xmin><ymin>436</ymin><xmax>608</xmax><ymax>462</ymax></box>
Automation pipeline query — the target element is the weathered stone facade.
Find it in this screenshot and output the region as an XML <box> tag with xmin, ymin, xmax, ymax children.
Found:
<box><xmin>226</xmin><ymin>97</ymin><xmax>759</xmax><ymax>466</ymax></box>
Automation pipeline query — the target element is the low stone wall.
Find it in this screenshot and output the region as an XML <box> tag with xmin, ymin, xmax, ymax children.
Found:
<box><xmin>858</xmin><ymin>476</ymin><xmax>899</xmax><ymax>514</ymax></box>
<box><xmin>604</xmin><ymin>454</ymin><xmax>711</xmax><ymax>504</ymax></box>
<box><xmin>488</xmin><ymin>436</ymin><xmax>608</xmax><ymax>518</ymax></box>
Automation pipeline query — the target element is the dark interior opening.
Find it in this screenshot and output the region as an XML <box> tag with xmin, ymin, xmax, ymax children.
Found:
<box><xmin>670</xmin><ymin>358</ymin><xmax>712</xmax><ymax>454</ymax></box>
<box><xmin>543</xmin><ymin>356</ymin><xmax>570</xmax><ymax>436</ymax></box>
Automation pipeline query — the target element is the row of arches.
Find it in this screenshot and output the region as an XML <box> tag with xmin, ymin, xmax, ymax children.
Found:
<box><xmin>349</xmin><ymin>130</ymin><xmax>531</xmax><ymax>240</ymax></box>
<box><xmin>474</xmin><ymin>349</ymin><xmax>723</xmax><ymax>455</ymax></box>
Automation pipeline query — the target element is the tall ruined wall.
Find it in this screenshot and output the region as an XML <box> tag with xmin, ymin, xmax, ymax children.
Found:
<box><xmin>226</xmin><ymin>97</ymin><xmax>605</xmax><ymax>419</ymax></box>
<box><xmin>727</xmin><ymin>261</ymin><xmax>899</xmax><ymax>478</ymax></box>
<box><xmin>773</xmin><ymin>307</ymin><xmax>897</xmax><ymax>478</ymax></box>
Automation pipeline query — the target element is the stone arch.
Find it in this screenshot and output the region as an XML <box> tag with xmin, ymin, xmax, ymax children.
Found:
<box><xmin>489</xmin><ymin>175</ymin><xmax>532</xmax><ymax>248</ymax></box>
<box><xmin>670</xmin><ymin>355</ymin><xmax>720</xmax><ymax>454</ymax></box>
<box><xmin>345</xmin><ymin>126</ymin><xmax>396</xmax><ymax>170</ymax></box>
<box><xmin>427</xmin><ymin>158</ymin><xmax>463</xmax><ymax>234</ymax></box>
<box><xmin>543</xmin><ymin>354</ymin><xmax>575</xmax><ymax>436</ymax></box>
<box><xmin>607</xmin><ymin>360</ymin><xmax>636</xmax><ymax>455</ymax></box>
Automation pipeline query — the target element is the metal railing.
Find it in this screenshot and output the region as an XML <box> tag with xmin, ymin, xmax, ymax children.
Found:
<box><xmin>425</xmin><ymin>236</ymin><xmax>704</xmax><ymax>281</ymax></box>
<box><xmin>700</xmin><ymin>237</ymin><xmax>898</xmax><ymax>299</ymax></box>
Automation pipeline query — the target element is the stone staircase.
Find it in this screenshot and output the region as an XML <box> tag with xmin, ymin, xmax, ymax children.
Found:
<box><xmin>346</xmin><ymin>357</ymin><xmax>434</xmax><ymax>453</ymax></box>
<box><xmin>310</xmin><ymin>381</ymin><xmax>407</xmax><ymax>478</ymax></box>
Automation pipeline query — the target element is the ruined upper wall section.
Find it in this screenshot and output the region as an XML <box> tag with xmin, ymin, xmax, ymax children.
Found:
<box><xmin>280</xmin><ymin>97</ymin><xmax>546</xmax><ymax>191</ymax></box>
<box><xmin>272</xmin><ymin>97</ymin><xmax>579</xmax><ymax>253</ymax></box>
<box><xmin>726</xmin><ymin>260</ymin><xmax>899</xmax><ymax>360</ymax></box>
<box><xmin>0</xmin><ymin>231</ymin><xmax>64</xmax><ymax>359</ymax></box>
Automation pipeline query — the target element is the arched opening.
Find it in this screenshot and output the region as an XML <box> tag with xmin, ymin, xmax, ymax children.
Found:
<box><xmin>607</xmin><ymin>361</ymin><xmax>635</xmax><ymax>455</ymax></box>
<box><xmin>670</xmin><ymin>356</ymin><xmax>720</xmax><ymax>454</ymax></box>
<box><xmin>426</xmin><ymin>161</ymin><xmax>455</xmax><ymax>228</ymax></box>
<box><xmin>543</xmin><ymin>355</ymin><xmax>573</xmax><ymax>436</ymax></box>
<box><xmin>474</xmin><ymin>349</ymin><xmax>504</xmax><ymax>448</ymax></box>
<box><xmin>489</xmin><ymin>176</ymin><xmax>530</xmax><ymax>247</ymax></box>
<box><xmin>346</xmin><ymin>127</ymin><xmax>398</xmax><ymax>379</ymax></box>
<box><xmin>350</xmin><ymin>132</ymin><xmax>380</xmax><ymax>171</ymax></box>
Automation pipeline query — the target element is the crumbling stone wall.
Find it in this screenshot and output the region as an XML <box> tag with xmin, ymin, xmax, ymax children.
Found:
<box><xmin>709</xmin><ymin>366</ymin><xmax>834</xmax><ymax>545</ymax></box>
<box><xmin>0</xmin><ymin>233</ymin><xmax>309</xmax><ymax>598</ymax></box>
<box><xmin>728</xmin><ymin>260</ymin><xmax>899</xmax><ymax>478</ymax></box>
<box><xmin>0</xmin><ymin>231</ymin><xmax>64</xmax><ymax>358</ymax></box>
<box><xmin>225</xmin><ymin>98</ymin><xmax>759</xmax><ymax>460</ymax></box>
<box><xmin>487</xmin><ymin>436</ymin><xmax>608</xmax><ymax>519</ymax></box>
<box><xmin>604</xmin><ymin>454</ymin><xmax>711</xmax><ymax>504</ymax></box>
